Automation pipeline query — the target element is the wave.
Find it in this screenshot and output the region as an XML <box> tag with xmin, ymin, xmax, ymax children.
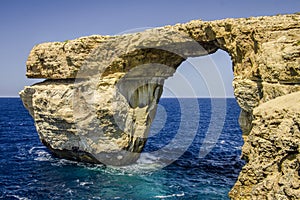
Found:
<box><xmin>154</xmin><ymin>192</ymin><xmax>185</xmax><ymax>199</ymax></box>
<box><xmin>4</xmin><ymin>195</ymin><xmax>30</xmax><ymax>200</ymax></box>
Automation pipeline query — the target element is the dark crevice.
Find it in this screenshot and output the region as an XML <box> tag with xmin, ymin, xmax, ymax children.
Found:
<box><xmin>256</xmin><ymin>81</ymin><xmax>264</xmax><ymax>100</ymax></box>
<box><xmin>251</xmin><ymin>31</ymin><xmax>259</xmax><ymax>54</ymax></box>
<box><xmin>277</xmin><ymin>151</ymin><xmax>299</xmax><ymax>172</ymax></box>
<box><xmin>41</xmin><ymin>139</ymin><xmax>101</xmax><ymax>164</ymax></box>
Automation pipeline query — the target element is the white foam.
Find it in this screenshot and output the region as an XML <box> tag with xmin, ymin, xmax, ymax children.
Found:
<box><xmin>33</xmin><ymin>149</ymin><xmax>53</xmax><ymax>162</ymax></box>
<box><xmin>79</xmin><ymin>181</ymin><xmax>93</xmax><ymax>186</ymax></box>
<box><xmin>235</xmin><ymin>146</ymin><xmax>242</xmax><ymax>150</ymax></box>
<box><xmin>6</xmin><ymin>195</ymin><xmax>30</xmax><ymax>200</ymax></box>
<box><xmin>66</xmin><ymin>188</ymin><xmax>74</xmax><ymax>195</ymax></box>
<box><xmin>91</xmin><ymin>153</ymin><xmax>164</xmax><ymax>175</ymax></box>
<box><xmin>137</xmin><ymin>152</ymin><xmax>160</xmax><ymax>164</ymax></box>
<box><xmin>28</xmin><ymin>146</ymin><xmax>46</xmax><ymax>154</ymax></box>
<box><xmin>154</xmin><ymin>192</ymin><xmax>185</xmax><ymax>199</ymax></box>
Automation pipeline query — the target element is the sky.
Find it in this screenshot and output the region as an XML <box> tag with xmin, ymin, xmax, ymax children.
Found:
<box><xmin>0</xmin><ymin>0</ymin><xmax>299</xmax><ymax>97</ymax></box>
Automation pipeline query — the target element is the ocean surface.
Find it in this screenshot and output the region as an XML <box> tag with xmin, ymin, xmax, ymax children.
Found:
<box><xmin>0</xmin><ymin>98</ymin><xmax>244</xmax><ymax>200</ymax></box>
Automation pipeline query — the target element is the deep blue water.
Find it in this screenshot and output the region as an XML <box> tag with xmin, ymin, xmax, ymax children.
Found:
<box><xmin>0</xmin><ymin>98</ymin><xmax>244</xmax><ymax>200</ymax></box>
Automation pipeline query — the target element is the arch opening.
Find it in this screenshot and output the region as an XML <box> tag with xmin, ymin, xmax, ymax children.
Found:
<box><xmin>141</xmin><ymin>50</ymin><xmax>245</xmax><ymax>197</ymax></box>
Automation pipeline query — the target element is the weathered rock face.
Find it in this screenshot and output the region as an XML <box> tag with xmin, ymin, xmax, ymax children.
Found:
<box><xmin>20</xmin><ymin>13</ymin><xmax>300</xmax><ymax>199</ymax></box>
<box><xmin>229</xmin><ymin>92</ymin><xmax>300</xmax><ymax>199</ymax></box>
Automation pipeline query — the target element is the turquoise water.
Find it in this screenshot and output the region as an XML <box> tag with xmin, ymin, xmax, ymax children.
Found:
<box><xmin>0</xmin><ymin>98</ymin><xmax>244</xmax><ymax>199</ymax></box>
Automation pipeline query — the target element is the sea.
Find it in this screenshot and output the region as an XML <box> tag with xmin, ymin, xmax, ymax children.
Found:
<box><xmin>0</xmin><ymin>98</ymin><xmax>244</xmax><ymax>200</ymax></box>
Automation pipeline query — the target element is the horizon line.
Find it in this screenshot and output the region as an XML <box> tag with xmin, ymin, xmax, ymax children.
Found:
<box><xmin>0</xmin><ymin>96</ymin><xmax>236</xmax><ymax>99</ymax></box>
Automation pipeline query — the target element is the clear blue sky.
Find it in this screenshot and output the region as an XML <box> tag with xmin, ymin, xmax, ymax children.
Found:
<box><xmin>0</xmin><ymin>0</ymin><xmax>299</xmax><ymax>97</ymax></box>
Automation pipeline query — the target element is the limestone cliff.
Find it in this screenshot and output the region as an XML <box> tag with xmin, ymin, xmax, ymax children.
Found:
<box><xmin>229</xmin><ymin>91</ymin><xmax>300</xmax><ymax>199</ymax></box>
<box><xmin>20</xmin><ymin>13</ymin><xmax>300</xmax><ymax>199</ymax></box>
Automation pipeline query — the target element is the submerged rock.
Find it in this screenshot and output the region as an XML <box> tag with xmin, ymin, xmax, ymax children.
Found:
<box><xmin>20</xmin><ymin>13</ymin><xmax>300</xmax><ymax>199</ymax></box>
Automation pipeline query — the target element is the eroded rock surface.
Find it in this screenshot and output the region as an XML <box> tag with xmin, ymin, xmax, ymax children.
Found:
<box><xmin>229</xmin><ymin>91</ymin><xmax>300</xmax><ymax>199</ymax></box>
<box><xmin>20</xmin><ymin>13</ymin><xmax>300</xmax><ymax>199</ymax></box>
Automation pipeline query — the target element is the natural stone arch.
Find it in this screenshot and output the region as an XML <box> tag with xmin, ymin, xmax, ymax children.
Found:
<box><xmin>20</xmin><ymin>13</ymin><xmax>300</xmax><ymax>199</ymax></box>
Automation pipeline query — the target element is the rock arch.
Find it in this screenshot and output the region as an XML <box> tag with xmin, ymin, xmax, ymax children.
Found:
<box><xmin>20</xmin><ymin>13</ymin><xmax>300</xmax><ymax>199</ymax></box>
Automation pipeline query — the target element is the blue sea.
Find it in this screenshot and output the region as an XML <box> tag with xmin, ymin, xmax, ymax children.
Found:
<box><xmin>0</xmin><ymin>98</ymin><xmax>244</xmax><ymax>200</ymax></box>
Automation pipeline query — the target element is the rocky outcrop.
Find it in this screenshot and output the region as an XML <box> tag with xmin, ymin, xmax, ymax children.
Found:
<box><xmin>20</xmin><ymin>13</ymin><xmax>300</xmax><ymax>199</ymax></box>
<box><xmin>229</xmin><ymin>91</ymin><xmax>300</xmax><ymax>199</ymax></box>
